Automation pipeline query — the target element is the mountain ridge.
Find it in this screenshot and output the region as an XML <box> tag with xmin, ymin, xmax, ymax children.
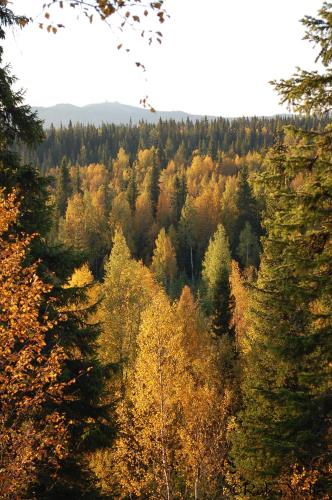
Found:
<box><xmin>33</xmin><ymin>101</ymin><xmax>216</xmax><ymax>128</ymax></box>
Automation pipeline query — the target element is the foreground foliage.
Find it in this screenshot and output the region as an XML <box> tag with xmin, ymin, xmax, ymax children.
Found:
<box><xmin>0</xmin><ymin>192</ymin><xmax>68</xmax><ymax>498</ymax></box>
<box><xmin>0</xmin><ymin>2</ymin><xmax>331</xmax><ymax>498</ymax></box>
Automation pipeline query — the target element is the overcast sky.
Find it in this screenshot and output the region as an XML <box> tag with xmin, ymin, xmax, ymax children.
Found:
<box><xmin>3</xmin><ymin>0</ymin><xmax>323</xmax><ymax>116</ymax></box>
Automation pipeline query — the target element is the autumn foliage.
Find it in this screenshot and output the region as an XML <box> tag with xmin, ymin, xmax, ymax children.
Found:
<box><xmin>0</xmin><ymin>191</ymin><xmax>68</xmax><ymax>498</ymax></box>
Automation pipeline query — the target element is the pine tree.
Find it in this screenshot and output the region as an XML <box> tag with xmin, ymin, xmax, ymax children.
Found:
<box><xmin>272</xmin><ymin>2</ymin><xmax>332</xmax><ymax>114</ymax></box>
<box><xmin>144</xmin><ymin>162</ymin><xmax>160</xmax><ymax>217</ymax></box>
<box><xmin>70</xmin><ymin>165</ymin><xmax>81</xmax><ymax>194</ymax></box>
<box><xmin>126</xmin><ymin>170</ymin><xmax>138</xmax><ymax>213</ymax></box>
<box><xmin>0</xmin><ymin>12</ymin><xmax>49</xmax><ymax>241</ymax></box>
<box><xmin>231</xmin><ymin>129</ymin><xmax>332</xmax><ymax>494</ymax></box>
<box><xmin>178</xmin><ymin>196</ymin><xmax>197</xmax><ymax>282</ymax></box>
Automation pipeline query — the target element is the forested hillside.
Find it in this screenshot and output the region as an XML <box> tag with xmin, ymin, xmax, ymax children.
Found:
<box><xmin>19</xmin><ymin>114</ymin><xmax>330</xmax><ymax>173</ymax></box>
<box><xmin>0</xmin><ymin>1</ymin><xmax>331</xmax><ymax>499</ymax></box>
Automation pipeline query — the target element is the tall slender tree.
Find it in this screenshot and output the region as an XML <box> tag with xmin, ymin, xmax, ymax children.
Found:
<box><xmin>233</xmin><ymin>164</ymin><xmax>261</xmax><ymax>258</ymax></box>
<box><xmin>202</xmin><ymin>224</ymin><xmax>232</xmax><ymax>335</ymax></box>
<box><xmin>231</xmin><ymin>5</ymin><xmax>332</xmax><ymax>493</ymax></box>
<box><xmin>151</xmin><ymin>227</ymin><xmax>177</xmax><ymax>293</ymax></box>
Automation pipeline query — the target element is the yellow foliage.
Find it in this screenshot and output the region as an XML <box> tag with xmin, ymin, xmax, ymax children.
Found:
<box><xmin>108</xmin><ymin>191</ymin><xmax>134</xmax><ymax>251</ymax></box>
<box><xmin>100</xmin><ymin>230</ymin><xmax>158</xmax><ymax>398</ymax></box>
<box><xmin>186</xmin><ymin>154</ymin><xmax>215</xmax><ymax>197</ymax></box>
<box><xmin>135</xmin><ymin>147</ymin><xmax>155</xmax><ymax>185</ymax></box>
<box><xmin>97</xmin><ymin>285</ymin><xmax>230</xmax><ymax>498</ymax></box>
<box><xmin>0</xmin><ymin>190</ymin><xmax>68</xmax><ymax>498</ymax></box>
<box><xmin>229</xmin><ymin>260</ymin><xmax>251</xmax><ymax>352</ymax></box>
<box><xmin>110</xmin><ymin>148</ymin><xmax>129</xmax><ymax>194</ymax></box>
<box><xmin>111</xmin><ymin>290</ymin><xmax>184</xmax><ymax>498</ymax></box>
<box><xmin>81</xmin><ymin>163</ymin><xmax>109</xmax><ymax>193</ymax></box>
<box><xmin>67</xmin><ymin>263</ymin><xmax>94</xmax><ymax>287</ymax></box>
<box><xmin>151</xmin><ymin>227</ymin><xmax>177</xmax><ymax>289</ymax></box>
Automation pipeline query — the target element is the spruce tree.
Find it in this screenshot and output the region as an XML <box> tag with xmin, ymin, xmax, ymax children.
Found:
<box><xmin>233</xmin><ymin>164</ymin><xmax>261</xmax><ymax>258</ymax></box>
<box><xmin>144</xmin><ymin>162</ymin><xmax>160</xmax><ymax>217</ymax></box>
<box><xmin>178</xmin><ymin>196</ymin><xmax>197</xmax><ymax>283</ymax></box>
<box><xmin>55</xmin><ymin>156</ymin><xmax>72</xmax><ymax>218</ymax></box>
<box><xmin>231</xmin><ymin>5</ymin><xmax>332</xmax><ymax>493</ymax></box>
<box><xmin>170</xmin><ymin>173</ymin><xmax>186</xmax><ymax>225</ymax></box>
<box><xmin>126</xmin><ymin>170</ymin><xmax>138</xmax><ymax>213</ymax></box>
<box><xmin>231</xmin><ymin>129</ymin><xmax>331</xmax><ymax>495</ymax></box>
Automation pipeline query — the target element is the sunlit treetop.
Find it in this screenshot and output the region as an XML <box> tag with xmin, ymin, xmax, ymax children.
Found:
<box><xmin>272</xmin><ymin>2</ymin><xmax>332</xmax><ymax>114</ymax></box>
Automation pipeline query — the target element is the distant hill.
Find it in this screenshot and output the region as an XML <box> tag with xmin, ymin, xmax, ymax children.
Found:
<box><xmin>33</xmin><ymin>102</ymin><xmax>215</xmax><ymax>128</ymax></box>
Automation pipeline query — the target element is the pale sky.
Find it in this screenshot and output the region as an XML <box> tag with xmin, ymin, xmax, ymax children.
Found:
<box><xmin>3</xmin><ymin>0</ymin><xmax>323</xmax><ymax>116</ymax></box>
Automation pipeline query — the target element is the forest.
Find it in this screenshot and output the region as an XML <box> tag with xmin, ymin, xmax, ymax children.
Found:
<box><xmin>0</xmin><ymin>1</ymin><xmax>331</xmax><ymax>499</ymax></box>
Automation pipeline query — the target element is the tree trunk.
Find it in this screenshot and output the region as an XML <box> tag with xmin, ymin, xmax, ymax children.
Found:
<box><xmin>194</xmin><ymin>475</ymin><xmax>199</xmax><ymax>500</ymax></box>
<box><xmin>158</xmin><ymin>343</ymin><xmax>171</xmax><ymax>500</ymax></box>
<box><xmin>190</xmin><ymin>246</ymin><xmax>194</xmax><ymax>283</ymax></box>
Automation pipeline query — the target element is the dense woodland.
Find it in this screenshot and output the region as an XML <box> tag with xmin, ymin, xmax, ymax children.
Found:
<box><xmin>18</xmin><ymin>115</ymin><xmax>330</xmax><ymax>173</ymax></box>
<box><xmin>0</xmin><ymin>1</ymin><xmax>331</xmax><ymax>499</ymax></box>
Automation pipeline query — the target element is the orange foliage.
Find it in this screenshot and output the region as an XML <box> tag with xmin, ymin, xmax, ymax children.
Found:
<box><xmin>0</xmin><ymin>190</ymin><xmax>68</xmax><ymax>498</ymax></box>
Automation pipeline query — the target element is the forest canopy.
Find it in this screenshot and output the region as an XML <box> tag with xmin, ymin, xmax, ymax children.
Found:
<box><xmin>0</xmin><ymin>1</ymin><xmax>331</xmax><ymax>498</ymax></box>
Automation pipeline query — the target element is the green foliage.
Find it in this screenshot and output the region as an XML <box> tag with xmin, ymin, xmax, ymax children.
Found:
<box><xmin>236</xmin><ymin>221</ymin><xmax>260</xmax><ymax>268</ymax></box>
<box><xmin>234</xmin><ymin>164</ymin><xmax>261</xmax><ymax>258</ymax></box>
<box><xmin>202</xmin><ymin>224</ymin><xmax>232</xmax><ymax>335</ymax></box>
<box><xmin>101</xmin><ymin>229</ymin><xmax>157</xmax><ymax>398</ymax></box>
<box><xmin>178</xmin><ymin>196</ymin><xmax>197</xmax><ymax>282</ymax></box>
<box><xmin>170</xmin><ymin>173</ymin><xmax>186</xmax><ymax>224</ymax></box>
<box><xmin>2</xmin><ymin>3</ymin><xmax>331</xmax><ymax>496</ymax></box>
<box><xmin>232</xmin><ymin>7</ymin><xmax>332</xmax><ymax>490</ymax></box>
<box><xmin>19</xmin><ymin>116</ymin><xmax>329</xmax><ymax>172</ymax></box>
<box><xmin>55</xmin><ymin>157</ymin><xmax>72</xmax><ymax>217</ymax></box>
<box><xmin>272</xmin><ymin>2</ymin><xmax>332</xmax><ymax>114</ymax></box>
<box><xmin>144</xmin><ymin>161</ymin><xmax>160</xmax><ymax>216</ymax></box>
<box><xmin>151</xmin><ymin>227</ymin><xmax>177</xmax><ymax>293</ymax></box>
<box><xmin>231</xmin><ymin>128</ymin><xmax>332</xmax><ymax>493</ymax></box>
<box><xmin>126</xmin><ymin>170</ymin><xmax>138</xmax><ymax>213</ymax></box>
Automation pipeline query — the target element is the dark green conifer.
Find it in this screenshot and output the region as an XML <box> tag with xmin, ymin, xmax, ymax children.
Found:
<box><xmin>144</xmin><ymin>162</ymin><xmax>160</xmax><ymax>217</ymax></box>
<box><xmin>126</xmin><ymin>170</ymin><xmax>138</xmax><ymax>213</ymax></box>
<box><xmin>234</xmin><ymin>164</ymin><xmax>261</xmax><ymax>257</ymax></box>
<box><xmin>231</xmin><ymin>129</ymin><xmax>332</xmax><ymax>493</ymax></box>
<box><xmin>232</xmin><ymin>5</ymin><xmax>332</xmax><ymax>491</ymax></box>
<box><xmin>55</xmin><ymin>156</ymin><xmax>72</xmax><ymax>217</ymax></box>
<box><xmin>170</xmin><ymin>173</ymin><xmax>186</xmax><ymax>225</ymax></box>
